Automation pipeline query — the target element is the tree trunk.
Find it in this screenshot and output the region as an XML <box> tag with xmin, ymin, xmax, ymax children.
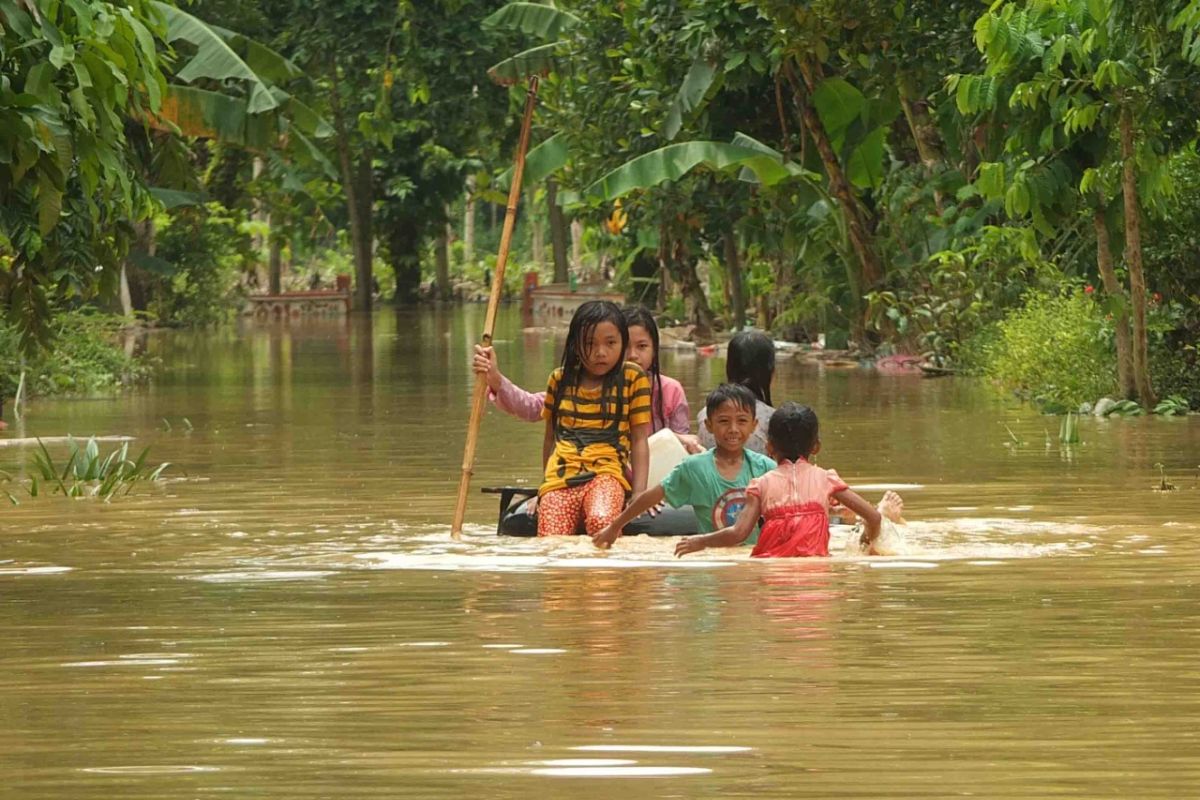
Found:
<box><xmin>547</xmin><ymin>180</ymin><xmax>569</xmax><ymax>284</ymax></box>
<box><xmin>435</xmin><ymin>229</ymin><xmax>451</xmax><ymax>301</ymax></box>
<box><xmin>119</xmin><ymin>265</ymin><xmax>134</xmax><ymax>316</ymax></box>
<box><xmin>792</xmin><ymin>59</ymin><xmax>884</xmax><ymax>291</ymax></box>
<box><xmin>1093</xmin><ymin>207</ymin><xmax>1134</xmax><ymax>399</ymax></box>
<box><xmin>570</xmin><ymin>219</ymin><xmax>584</xmax><ymax>277</ymax></box>
<box><xmin>251</xmin><ymin>157</ymin><xmax>268</xmax><ymax>289</ymax></box>
<box><xmin>463</xmin><ymin>176</ymin><xmax>476</xmax><ymax>267</ymax></box>
<box><xmin>268</xmin><ymin>214</ymin><xmax>283</xmax><ymax>295</ymax></box>
<box><xmin>662</xmin><ymin>230</ymin><xmax>716</xmax><ymax>340</ymax></box>
<box><xmin>528</xmin><ymin>186</ymin><xmax>543</xmax><ymax>270</ymax></box>
<box><xmin>898</xmin><ymin>73</ymin><xmax>945</xmax><ymax>214</ymax></box>
<box><xmin>723</xmin><ymin>231</ymin><xmax>746</xmax><ymax>331</ymax></box>
<box><xmin>329</xmin><ymin>59</ymin><xmax>373</xmax><ymax>312</ymax></box>
<box><xmin>1119</xmin><ymin>106</ymin><xmax>1156</xmax><ymax>406</ymax></box>
<box><xmin>389</xmin><ymin>218</ymin><xmax>422</xmax><ymax>304</ymax></box>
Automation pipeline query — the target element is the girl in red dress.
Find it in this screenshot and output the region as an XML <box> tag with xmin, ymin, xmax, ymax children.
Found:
<box><xmin>675</xmin><ymin>402</ymin><xmax>881</xmax><ymax>558</ymax></box>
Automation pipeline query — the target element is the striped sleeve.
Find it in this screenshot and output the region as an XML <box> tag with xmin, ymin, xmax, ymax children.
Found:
<box><xmin>541</xmin><ymin>369</ymin><xmax>561</xmax><ymax>421</ymax></box>
<box><xmin>625</xmin><ymin>364</ymin><xmax>652</xmax><ymax>428</ymax></box>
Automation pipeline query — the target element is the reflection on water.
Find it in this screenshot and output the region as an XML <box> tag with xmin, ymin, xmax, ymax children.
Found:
<box><xmin>2</xmin><ymin>308</ymin><xmax>1200</xmax><ymax>798</ymax></box>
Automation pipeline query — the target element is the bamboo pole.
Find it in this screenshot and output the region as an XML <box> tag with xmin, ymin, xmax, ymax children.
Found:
<box><xmin>451</xmin><ymin>76</ymin><xmax>540</xmax><ymax>540</ymax></box>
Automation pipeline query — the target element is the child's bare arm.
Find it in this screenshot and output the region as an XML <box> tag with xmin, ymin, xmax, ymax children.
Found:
<box><xmin>628</xmin><ymin>422</ymin><xmax>650</xmax><ymax>494</ymax></box>
<box><xmin>675</xmin><ymin>495</ymin><xmax>761</xmax><ymax>557</ymax></box>
<box><xmin>592</xmin><ymin>484</ymin><xmax>665</xmax><ymax>549</ymax></box>
<box><xmin>833</xmin><ymin>488</ymin><xmax>881</xmax><ymax>545</ymax></box>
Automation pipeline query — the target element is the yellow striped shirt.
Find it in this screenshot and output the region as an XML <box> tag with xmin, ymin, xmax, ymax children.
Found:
<box><xmin>539</xmin><ymin>362</ymin><xmax>652</xmax><ymax>495</ymax></box>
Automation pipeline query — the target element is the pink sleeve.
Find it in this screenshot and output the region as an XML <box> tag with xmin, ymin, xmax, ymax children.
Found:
<box><xmin>489</xmin><ymin>375</ymin><xmax>545</xmax><ymax>422</ymax></box>
<box><xmin>825</xmin><ymin>468</ymin><xmax>849</xmax><ymax>497</ymax></box>
<box><xmin>661</xmin><ymin>377</ymin><xmax>691</xmax><ymax>434</ymax></box>
<box><xmin>746</xmin><ymin>474</ymin><xmax>765</xmax><ymax>499</ymax></box>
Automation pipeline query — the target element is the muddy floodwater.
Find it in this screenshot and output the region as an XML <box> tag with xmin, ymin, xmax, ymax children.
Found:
<box><xmin>3</xmin><ymin>308</ymin><xmax>1199</xmax><ymax>798</ymax></box>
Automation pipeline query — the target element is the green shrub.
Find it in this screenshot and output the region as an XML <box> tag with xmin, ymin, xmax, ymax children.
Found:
<box><xmin>0</xmin><ymin>310</ymin><xmax>147</xmax><ymax>399</ymax></box>
<box><xmin>981</xmin><ymin>290</ymin><xmax>1116</xmax><ymax>410</ymax></box>
<box><xmin>146</xmin><ymin>202</ymin><xmax>250</xmax><ymax>326</ymax></box>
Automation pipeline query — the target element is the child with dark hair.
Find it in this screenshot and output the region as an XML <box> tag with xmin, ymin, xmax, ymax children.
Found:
<box><xmin>473</xmin><ymin>304</ymin><xmax>701</xmax><ymax>452</ymax></box>
<box><xmin>697</xmin><ymin>330</ymin><xmax>776</xmax><ymax>454</ymax></box>
<box><xmin>592</xmin><ymin>383</ymin><xmax>776</xmax><ymax>549</ymax></box>
<box><xmin>537</xmin><ymin>301</ymin><xmax>652</xmax><ymax>536</ymax></box>
<box><xmin>676</xmin><ymin>402</ymin><xmax>881</xmax><ymax>558</ymax></box>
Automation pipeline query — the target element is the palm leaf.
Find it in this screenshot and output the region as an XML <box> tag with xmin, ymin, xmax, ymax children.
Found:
<box><xmin>488</xmin><ymin>42</ymin><xmax>562</xmax><ymax>85</ymax></box>
<box><xmin>153</xmin><ymin>0</ymin><xmax>279</xmax><ymax>113</ymax></box>
<box><xmin>482</xmin><ymin>3</ymin><xmax>582</xmax><ymax>39</ymax></box>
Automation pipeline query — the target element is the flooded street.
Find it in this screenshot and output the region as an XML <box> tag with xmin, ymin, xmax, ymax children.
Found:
<box><xmin>3</xmin><ymin>308</ymin><xmax>1199</xmax><ymax>798</ymax></box>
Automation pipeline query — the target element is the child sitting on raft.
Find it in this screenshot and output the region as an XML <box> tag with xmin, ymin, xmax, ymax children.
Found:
<box><xmin>592</xmin><ymin>383</ymin><xmax>776</xmax><ymax>549</ymax></box>
<box><xmin>697</xmin><ymin>330</ymin><xmax>776</xmax><ymax>454</ymax></box>
<box><xmin>676</xmin><ymin>402</ymin><xmax>885</xmax><ymax>558</ymax></box>
<box><xmin>473</xmin><ymin>305</ymin><xmax>702</xmax><ymax>452</ymax></box>
<box><xmin>536</xmin><ymin>300</ymin><xmax>652</xmax><ymax>537</ymax></box>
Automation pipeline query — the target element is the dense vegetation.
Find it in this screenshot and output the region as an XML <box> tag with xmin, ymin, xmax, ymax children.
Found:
<box><xmin>1</xmin><ymin>0</ymin><xmax>1198</xmax><ymax>412</ymax></box>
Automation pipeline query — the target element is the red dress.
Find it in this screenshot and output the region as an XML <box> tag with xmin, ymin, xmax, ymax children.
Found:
<box><xmin>748</xmin><ymin>459</ymin><xmax>848</xmax><ymax>558</ymax></box>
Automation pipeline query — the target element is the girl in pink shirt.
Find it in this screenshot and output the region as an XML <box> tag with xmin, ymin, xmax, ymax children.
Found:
<box><xmin>675</xmin><ymin>402</ymin><xmax>882</xmax><ymax>558</ymax></box>
<box><xmin>473</xmin><ymin>305</ymin><xmax>701</xmax><ymax>450</ymax></box>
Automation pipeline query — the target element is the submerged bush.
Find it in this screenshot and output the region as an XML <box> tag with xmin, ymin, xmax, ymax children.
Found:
<box><xmin>981</xmin><ymin>290</ymin><xmax>1116</xmax><ymax>410</ymax></box>
<box><xmin>0</xmin><ymin>310</ymin><xmax>147</xmax><ymax>399</ymax></box>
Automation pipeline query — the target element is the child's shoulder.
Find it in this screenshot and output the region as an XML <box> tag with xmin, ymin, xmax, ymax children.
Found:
<box><xmin>622</xmin><ymin>361</ymin><xmax>648</xmax><ymax>381</ymax></box>
<box><xmin>745</xmin><ymin>449</ymin><xmax>777</xmax><ymax>473</ymax></box>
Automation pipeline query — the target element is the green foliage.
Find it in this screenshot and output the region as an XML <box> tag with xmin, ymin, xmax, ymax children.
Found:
<box><xmin>1153</xmin><ymin>394</ymin><xmax>1191</xmax><ymax>416</ymax></box>
<box><xmin>867</xmin><ymin>225</ymin><xmax>1054</xmax><ymax>364</ymax></box>
<box><xmin>148</xmin><ymin>202</ymin><xmax>252</xmax><ymax>325</ymax></box>
<box><xmin>0</xmin><ymin>310</ymin><xmax>146</xmax><ymax>398</ymax></box>
<box><xmin>0</xmin><ymin>0</ymin><xmax>167</xmax><ymax>354</ymax></box>
<box><xmin>981</xmin><ymin>290</ymin><xmax>1117</xmax><ymax>410</ymax></box>
<box><xmin>0</xmin><ymin>437</ymin><xmax>170</xmax><ymax>503</ymax></box>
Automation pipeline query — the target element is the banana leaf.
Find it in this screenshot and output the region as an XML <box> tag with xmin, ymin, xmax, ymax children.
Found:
<box><xmin>585</xmin><ymin>140</ymin><xmax>813</xmax><ymax>201</ymax></box>
<box><xmin>153</xmin><ymin>0</ymin><xmax>279</xmax><ymax>113</ymax></box>
<box><xmin>482</xmin><ymin>3</ymin><xmax>582</xmax><ymax>39</ymax></box>
<box><xmin>497</xmin><ymin>132</ymin><xmax>568</xmax><ymax>189</ymax></box>
<box><xmin>488</xmin><ymin>42</ymin><xmax>561</xmax><ymax>85</ymax></box>
<box><xmin>663</xmin><ymin>59</ymin><xmax>720</xmax><ymax>141</ymax></box>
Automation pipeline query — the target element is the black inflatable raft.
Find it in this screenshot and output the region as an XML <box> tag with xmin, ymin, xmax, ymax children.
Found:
<box><xmin>484</xmin><ymin>486</ymin><xmax>698</xmax><ymax>537</ymax></box>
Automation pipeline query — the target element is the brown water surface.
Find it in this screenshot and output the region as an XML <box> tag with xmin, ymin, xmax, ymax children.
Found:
<box><xmin>2</xmin><ymin>308</ymin><xmax>1199</xmax><ymax>798</ymax></box>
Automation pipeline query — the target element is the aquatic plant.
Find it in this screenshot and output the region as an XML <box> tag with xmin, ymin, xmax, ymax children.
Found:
<box><xmin>4</xmin><ymin>438</ymin><xmax>172</xmax><ymax>503</ymax></box>
<box><xmin>1105</xmin><ymin>400</ymin><xmax>1145</xmax><ymax>417</ymax></box>
<box><xmin>1154</xmin><ymin>463</ymin><xmax>1178</xmax><ymax>493</ymax></box>
<box><xmin>1059</xmin><ymin>413</ymin><xmax>1081</xmax><ymax>445</ymax></box>
<box><xmin>1153</xmin><ymin>395</ymin><xmax>1190</xmax><ymax>416</ymax></box>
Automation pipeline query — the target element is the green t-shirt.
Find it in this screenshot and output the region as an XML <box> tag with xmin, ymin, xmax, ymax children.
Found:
<box><xmin>660</xmin><ymin>449</ymin><xmax>777</xmax><ymax>539</ymax></box>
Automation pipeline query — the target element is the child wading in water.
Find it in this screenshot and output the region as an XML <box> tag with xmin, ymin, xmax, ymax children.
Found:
<box><xmin>676</xmin><ymin>402</ymin><xmax>882</xmax><ymax>558</ymax></box>
<box><xmin>537</xmin><ymin>301</ymin><xmax>652</xmax><ymax>536</ymax></box>
<box><xmin>592</xmin><ymin>383</ymin><xmax>776</xmax><ymax>549</ymax></box>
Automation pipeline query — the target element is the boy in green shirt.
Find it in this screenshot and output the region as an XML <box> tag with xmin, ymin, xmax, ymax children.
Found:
<box><xmin>592</xmin><ymin>383</ymin><xmax>776</xmax><ymax>549</ymax></box>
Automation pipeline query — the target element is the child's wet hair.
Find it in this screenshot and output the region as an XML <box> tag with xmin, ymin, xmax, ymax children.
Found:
<box><xmin>622</xmin><ymin>305</ymin><xmax>664</xmax><ymax>428</ymax></box>
<box><xmin>726</xmin><ymin>331</ymin><xmax>775</xmax><ymax>407</ymax></box>
<box><xmin>705</xmin><ymin>383</ymin><xmax>758</xmax><ymax>417</ymax></box>
<box><xmin>552</xmin><ymin>300</ymin><xmax>629</xmax><ymax>427</ymax></box>
<box><xmin>767</xmin><ymin>402</ymin><xmax>819</xmax><ymax>461</ymax></box>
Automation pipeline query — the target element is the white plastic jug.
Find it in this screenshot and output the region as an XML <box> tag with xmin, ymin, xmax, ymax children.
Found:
<box><xmin>646</xmin><ymin>428</ymin><xmax>689</xmax><ymax>488</ymax></box>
